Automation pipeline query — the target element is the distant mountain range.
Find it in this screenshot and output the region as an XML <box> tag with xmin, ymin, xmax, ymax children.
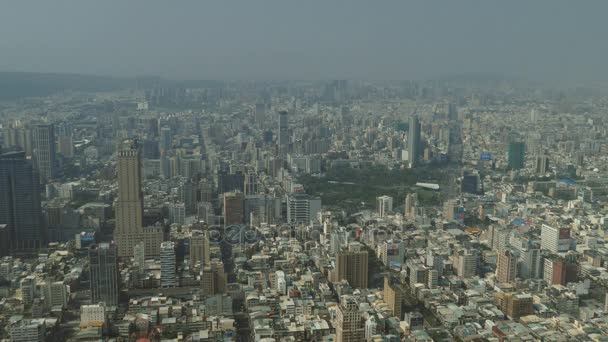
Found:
<box><xmin>0</xmin><ymin>71</ymin><xmax>138</xmax><ymax>99</ymax></box>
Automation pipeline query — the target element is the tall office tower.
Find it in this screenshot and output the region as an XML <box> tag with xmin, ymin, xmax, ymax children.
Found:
<box><xmin>133</xmin><ymin>242</ymin><xmax>145</xmax><ymax>274</ymax></box>
<box><xmin>535</xmin><ymin>155</ymin><xmax>550</xmax><ymax>174</ymax></box>
<box><xmin>508</xmin><ymin>142</ymin><xmax>525</xmax><ymax>170</ymax></box>
<box><xmin>575</xmin><ymin>152</ymin><xmax>585</xmax><ymax>167</ymax></box>
<box><xmin>159</xmin><ymin>126</ymin><xmax>172</xmax><ymax>153</ymax></box>
<box><xmin>530</xmin><ymin>109</ymin><xmax>538</xmax><ymax>123</ymax></box>
<box><xmin>277</xmin><ymin>110</ymin><xmax>289</xmax><ymax>156</ymax></box>
<box><xmin>286</xmin><ymin>193</ymin><xmax>322</xmax><ymax>224</ymax></box>
<box><xmin>383</xmin><ymin>276</ymin><xmax>402</xmax><ymax>319</ymax></box>
<box><xmin>201</xmin><ymin>260</ymin><xmax>227</xmax><ymax>295</ymax></box>
<box><xmin>20</xmin><ymin>276</ymin><xmax>36</xmax><ymax>305</ymax></box>
<box><xmin>168</xmin><ymin>202</ymin><xmax>186</xmax><ymax>225</ymax></box>
<box><xmin>189</xmin><ymin>230</ymin><xmax>210</xmax><ymax>267</ymax></box>
<box><xmin>197</xmin><ymin>202</ymin><xmax>214</xmax><ymax>224</ymax></box>
<box><xmin>89</xmin><ymin>243</ymin><xmax>119</xmax><ymax>305</ymax></box>
<box><xmin>0</xmin><ymin>151</ymin><xmax>45</xmax><ymax>251</ymax></box>
<box><xmin>404</xmin><ymin>193</ymin><xmax>417</xmax><ymax>219</ymax></box>
<box><xmin>456</xmin><ymin>249</ymin><xmax>478</xmax><ymax>279</ymax></box>
<box><xmin>461</xmin><ymin>170</ymin><xmax>483</xmax><ymax>194</ymax></box>
<box><xmin>223</xmin><ymin>192</ymin><xmax>244</xmax><ymax>225</ymax></box>
<box><xmin>57</xmin><ymin>135</ymin><xmax>74</xmax><ymax>158</ymax></box>
<box><xmin>114</xmin><ymin>142</ymin><xmax>163</xmax><ymax>258</ymax></box>
<box><xmin>408</xmin><ymin>264</ymin><xmax>427</xmax><ymax>289</ymax></box>
<box><xmin>448</xmin><ymin>103</ymin><xmax>458</xmax><ymax>121</ymax></box>
<box><xmin>519</xmin><ymin>243</ymin><xmax>542</xmax><ymax>279</ymax></box>
<box><xmin>147</xmin><ymin>117</ymin><xmax>159</xmax><ymax>138</ymax></box>
<box><xmin>335</xmin><ymin>295</ymin><xmax>365</xmax><ymax>342</ymax></box>
<box><xmin>160</xmin><ymin>241</ymin><xmax>176</xmax><ymax>287</ymax></box>
<box><xmin>408</xmin><ymin>115</ymin><xmax>421</xmax><ymax>168</ymax></box>
<box><xmin>33</xmin><ymin>124</ymin><xmax>56</xmax><ymax>183</ymax></box>
<box><xmin>496</xmin><ymin>249</ymin><xmax>518</xmax><ymax>284</ymax></box>
<box><xmin>243</xmin><ymin>171</ymin><xmax>259</xmax><ymax>195</ymax></box>
<box><xmin>44</xmin><ymin>281</ymin><xmax>68</xmax><ymax>308</ymax></box>
<box><xmin>56</xmin><ymin>121</ymin><xmax>74</xmax><ymax>158</ymax></box>
<box><xmin>179</xmin><ymin>180</ymin><xmax>197</xmax><ymax>215</ymax></box>
<box><xmin>376</xmin><ymin>195</ymin><xmax>393</xmax><ymax>218</ymax></box>
<box><xmin>244</xmin><ymin>195</ymin><xmax>282</xmax><ymax>225</ymax></box>
<box><xmin>334</xmin><ymin>242</ymin><xmax>368</xmax><ymax>289</ymax></box>
<box><xmin>255</xmin><ymin>103</ymin><xmax>266</xmax><ymax>127</ymax></box>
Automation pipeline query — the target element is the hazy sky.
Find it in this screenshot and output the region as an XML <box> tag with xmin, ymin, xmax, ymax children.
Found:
<box><xmin>1</xmin><ymin>1</ymin><xmax>607</xmax><ymax>80</ymax></box>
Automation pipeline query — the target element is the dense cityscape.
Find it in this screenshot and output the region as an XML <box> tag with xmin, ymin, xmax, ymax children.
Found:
<box><xmin>0</xmin><ymin>77</ymin><xmax>608</xmax><ymax>342</ymax></box>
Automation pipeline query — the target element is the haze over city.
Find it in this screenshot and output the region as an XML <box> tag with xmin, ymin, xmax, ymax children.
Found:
<box><xmin>1</xmin><ymin>1</ymin><xmax>607</xmax><ymax>80</ymax></box>
<box><xmin>2</xmin><ymin>2</ymin><xmax>608</xmax><ymax>342</ymax></box>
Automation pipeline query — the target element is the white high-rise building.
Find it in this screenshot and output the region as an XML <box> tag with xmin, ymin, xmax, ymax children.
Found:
<box><xmin>286</xmin><ymin>193</ymin><xmax>321</xmax><ymax>224</ymax></box>
<box><xmin>275</xmin><ymin>270</ymin><xmax>287</xmax><ymax>294</ymax></box>
<box><xmin>541</xmin><ymin>224</ymin><xmax>572</xmax><ymax>253</ymax></box>
<box><xmin>160</xmin><ymin>241</ymin><xmax>176</xmax><ymax>288</ymax></box>
<box><xmin>376</xmin><ymin>195</ymin><xmax>393</xmax><ymax>218</ymax></box>
<box><xmin>44</xmin><ymin>281</ymin><xmax>68</xmax><ymax>308</ymax></box>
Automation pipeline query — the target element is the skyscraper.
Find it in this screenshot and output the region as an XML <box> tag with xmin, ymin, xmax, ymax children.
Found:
<box><xmin>189</xmin><ymin>230</ymin><xmax>210</xmax><ymax>267</ymax></box>
<box><xmin>496</xmin><ymin>248</ymin><xmax>518</xmax><ymax>284</ymax></box>
<box><xmin>334</xmin><ymin>242</ymin><xmax>368</xmax><ymax>289</ymax></box>
<box><xmin>223</xmin><ymin>192</ymin><xmax>244</xmax><ymax>225</ymax></box>
<box><xmin>508</xmin><ymin>142</ymin><xmax>525</xmax><ymax>170</ymax></box>
<box><xmin>335</xmin><ymin>295</ymin><xmax>365</xmax><ymax>342</ymax></box>
<box><xmin>243</xmin><ymin>170</ymin><xmax>259</xmax><ymax>195</ymax></box>
<box><xmin>408</xmin><ymin>115</ymin><xmax>421</xmax><ymax>168</ymax></box>
<box><xmin>159</xmin><ymin>126</ymin><xmax>172</xmax><ymax>153</ymax></box>
<box><xmin>404</xmin><ymin>193</ymin><xmax>417</xmax><ymax>219</ymax></box>
<box><xmin>160</xmin><ymin>241</ymin><xmax>176</xmax><ymax>288</ymax></box>
<box><xmin>201</xmin><ymin>260</ymin><xmax>227</xmax><ymax>296</ymax></box>
<box><xmin>32</xmin><ymin>124</ymin><xmax>56</xmax><ymax>183</ymax></box>
<box><xmin>535</xmin><ymin>155</ymin><xmax>550</xmax><ymax>174</ymax></box>
<box><xmin>383</xmin><ymin>276</ymin><xmax>402</xmax><ymax>319</ymax></box>
<box><xmin>278</xmin><ymin>110</ymin><xmax>289</xmax><ymax>156</ymax></box>
<box><xmin>114</xmin><ymin>141</ymin><xmax>163</xmax><ymax>258</ymax></box>
<box><xmin>0</xmin><ymin>151</ymin><xmax>45</xmax><ymax>251</ymax></box>
<box><xmin>89</xmin><ymin>243</ymin><xmax>119</xmax><ymax>305</ymax></box>
<box><xmin>286</xmin><ymin>193</ymin><xmax>321</xmax><ymax>224</ymax></box>
<box><xmin>376</xmin><ymin>195</ymin><xmax>393</xmax><ymax>218</ymax></box>
<box><xmin>255</xmin><ymin>103</ymin><xmax>266</xmax><ymax>127</ymax></box>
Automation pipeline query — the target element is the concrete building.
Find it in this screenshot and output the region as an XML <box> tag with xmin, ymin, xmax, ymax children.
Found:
<box><xmin>89</xmin><ymin>243</ymin><xmax>119</xmax><ymax>306</ymax></box>
<box><xmin>383</xmin><ymin>276</ymin><xmax>402</xmax><ymax>319</ymax></box>
<box><xmin>376</xmin><ymin>195</ymin><xmax>393</xmax><ymax>218</ymax></box>
<box><xmin>160</xmin><ymin>241</ymin><xmax>176</xmax><ymax>287</ymax></box>
<box><xmin>114</xmin><ymin>142</ymin><xmax>163</xmax><ymax>258</ymax></box>
<box><xmin>189</xmin><ymin>230</ymin><xmax>210</xmax><ymax>268</ymax></box>
<box><xmin>286</xmin><ymin>193</ymin><xmax>321</xmax><ymax>224</ymax></box>
<box><xmin>223</xmin><ymin>192</ymin><xmax>244</xmax><ymax>225</ymax></box>
<box><xmin>80</xmin><ymin>303</ymin><xmax>106</xmax><ymax>327</ymax></box>
<box><xmin>496</xmin><ymin>248</ymin><xmax>518</xmax><ymax>284</ymax></box>
<box><xmin>335</xmin><ymin>296</ymin><xmax>365</xmax><ymax>342</ymax></box>
<box><xmin>334</xmin><ymin>243</ymin><xmax>368</xmax><ymax>289</ymax></box>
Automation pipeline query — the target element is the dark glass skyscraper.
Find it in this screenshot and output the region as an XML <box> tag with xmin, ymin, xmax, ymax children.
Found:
<box><xmin>89</xmin><ymin>242</ymin><xmax>119</xmax><ymax>305</ymax></box>
<box><xmin>278</xmin><ymin>110</ymin><xmax>289</xmax><ymax>156</ymax></box>
<box><xmin>408</xmin><ymin>115</ymin><xmax>421</xmax><ymax>167</ymax></box>
<box><xmin>508</xmin><ymin>142</ymin><xmax>525</xmax><ymax>170</ymax></box>
<box><xmin>32</xmin><ymin>124</ymin><xmax>56</xmax><ymax>183</ymax></box>
<box><xmin>0</xmin><ymin>151</ymin><xmax>45</xmax><ymax>251</ymax></box>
